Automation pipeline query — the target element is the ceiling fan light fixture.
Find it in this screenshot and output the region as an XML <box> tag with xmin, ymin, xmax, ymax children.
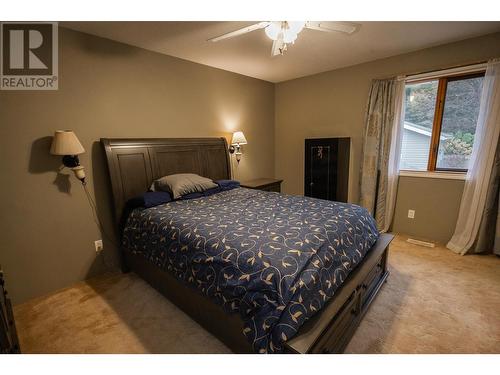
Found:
<box><xmin>264</xmin><ymin>22</ymin><xmax>281</xmax><ymax>40</ymax></box>
<box><xmin>265</xmin><ymin>21</ymin><xmax>304</xmax><ymax>44</ymax></box>
<box><xmin>283</xmin><ymin>31</ymin><xmax>298</xmax><ymax>44</ymax></box>
<box><xmin>287</xmin><ymin>21</ymin><xmax>306</xmax><ymax>35</ymax></box>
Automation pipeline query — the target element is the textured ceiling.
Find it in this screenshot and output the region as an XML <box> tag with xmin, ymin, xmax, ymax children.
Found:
<box><xmin>63</xmin><ymin>21</ymin><xmax>500</xmax><ymax>82</ymax></box>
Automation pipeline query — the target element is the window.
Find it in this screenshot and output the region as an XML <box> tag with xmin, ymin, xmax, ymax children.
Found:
<box><xmin>399</xmin><ymin>72</ymin><xmax>484</xmax><ymax>172</ymax></box>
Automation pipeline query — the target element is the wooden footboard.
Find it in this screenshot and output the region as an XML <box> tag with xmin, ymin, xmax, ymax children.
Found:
<box><xmin>122</xmin><ymin>234</ymin><xmax>393</xmax><ymax>354</ymax></box>
<box><xmin>285</xmin><ymin>236</ymin><xmax>390</xmax><ymax>353</ymax></box>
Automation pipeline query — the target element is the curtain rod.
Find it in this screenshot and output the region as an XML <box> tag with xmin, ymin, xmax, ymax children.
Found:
<box><xmin>375</xmin><ymin>59</ymin><xmax>489</xmax><ymax>81</ymax></box>
<box><xmin>406</xmin><ymin>62</ymin><xmax>487</xmax><ymax>82</ymax></box>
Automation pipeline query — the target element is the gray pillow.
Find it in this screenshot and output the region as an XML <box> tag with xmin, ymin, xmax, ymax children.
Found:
<box><xmin>150</xmin><ymin>173</ymin><xmax>217</xmax><ymax>199</ymax></box>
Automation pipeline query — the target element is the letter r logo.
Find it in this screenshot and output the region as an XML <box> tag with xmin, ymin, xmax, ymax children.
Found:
<box><xmin>1</xmin><ymin>23</ymin><xmax>54</xmax><ymax>75</ymax></box>
<box><xmin>9</xmin><ymin>29</ymin><xmax>48</xmax><ymax>69</ymax></box>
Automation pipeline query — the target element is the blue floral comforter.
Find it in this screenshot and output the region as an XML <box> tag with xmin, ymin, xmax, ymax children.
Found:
<box><xmin>122</xmin><ymin>187</ymin><xmax>379</xmax><ymax>353</ymax></box>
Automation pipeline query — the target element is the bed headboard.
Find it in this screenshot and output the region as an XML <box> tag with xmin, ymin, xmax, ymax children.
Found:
<box><xmin>101</xmin><ymin>137</ymin><xmax>231</xmax><ymax>225</ymax></box>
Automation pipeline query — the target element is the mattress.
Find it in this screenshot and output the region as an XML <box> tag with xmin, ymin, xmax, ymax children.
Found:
<box><xmin>122</xmin><ymin>187</ymin><xmax>379</xmax><ymax>353</ymax></box>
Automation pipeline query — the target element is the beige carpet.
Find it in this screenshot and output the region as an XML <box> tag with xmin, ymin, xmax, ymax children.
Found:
<box><xmin>14</xmin><ymin>235</ymin><xmax>500</xmax><ymax>353</ymax></box>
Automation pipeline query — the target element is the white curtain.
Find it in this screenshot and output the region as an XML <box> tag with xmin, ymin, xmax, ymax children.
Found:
<box><xmin>359</xmin><ymin>77</ymin><xmax>405</xmax><ymax>232</ymax></box>
<box><xmin>447</xmin><ymin>58</ymin><xmax>500</xmax><ymax>255</ymax></box>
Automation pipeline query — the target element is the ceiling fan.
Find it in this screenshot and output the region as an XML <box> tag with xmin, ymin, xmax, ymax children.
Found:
<box><xmin>208</xmin><ymin>21</ymin><xmax>360</xmax><ymax>57</ymax></box>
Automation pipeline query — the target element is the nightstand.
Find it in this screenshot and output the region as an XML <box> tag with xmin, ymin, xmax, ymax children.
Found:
<box><xmin>241</xmin><ymin>178</ymin><xmax>283</xmax><ymax>193</ymax></box>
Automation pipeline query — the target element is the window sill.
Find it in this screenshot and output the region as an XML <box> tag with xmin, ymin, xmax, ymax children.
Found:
<box><xmin>399</xmin><ymin>170</ymin><xmax>466</xmax><ymax>180</ymax></box>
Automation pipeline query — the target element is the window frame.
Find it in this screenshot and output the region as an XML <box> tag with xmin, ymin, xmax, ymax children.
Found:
<box><xmin>401</xmin><ymin>71</ymin><xmax>485</xmax><ymax>173</ymax></box>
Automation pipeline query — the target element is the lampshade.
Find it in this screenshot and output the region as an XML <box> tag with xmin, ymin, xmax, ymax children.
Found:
<box><xmin>50</xmin><ymin>130</ymin><xmax>85</xmax><ymax>155</ymax></box>
<box><xmin>231</xmin><ymin>131</ymin><xmax>247</xmax><ymax>145</ymax></box>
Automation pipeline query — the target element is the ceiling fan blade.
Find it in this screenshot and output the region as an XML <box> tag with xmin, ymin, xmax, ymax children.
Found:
<box><xmin>271</xmin><ymin>40</ymin><xmax>280</xmax><ymax>57</ymax></box>
<box><xmin>305</xmin><ymin>21</ymin><xmax>360</xmax><ymax>35</ymax></box>
<box><xmin>208</xmin><ymin>22</ymin><xmax>270</xmax><ymax>42</ymax></box>
<box><xmin>271</xmin><ymin>34</ymin><xmax>286</xmax><ymax>57</ymax></box>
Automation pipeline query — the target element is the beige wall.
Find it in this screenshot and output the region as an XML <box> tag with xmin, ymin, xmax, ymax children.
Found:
<box><xmin>392</xmin><ymin>177</ymin><xmax>465</xmax><ymax>244</ymax></box>
<box><xmin>0</xmin><ymin>28</ymin><xmax>275</xmax><ymax>304</ymax></box>
<box><xmin>275</xmin><ymin>32</ymin><xmax>500</xmax><ymax>243</ymax></box>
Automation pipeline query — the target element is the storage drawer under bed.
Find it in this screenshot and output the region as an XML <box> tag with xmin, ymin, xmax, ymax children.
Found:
<box><xmin>311</xmin><ymin>290</ymin><xmax>359</xmax><ymax>353</ymax></box>
<box><xmin>359</xmin><ymin>250</ymin><xmax>387</xmax><ymax>309</ymax></box>
<box><xmin>308</xmin><ymin>248</ymin><xmax>389</xmax><ymax>354</ymax></box>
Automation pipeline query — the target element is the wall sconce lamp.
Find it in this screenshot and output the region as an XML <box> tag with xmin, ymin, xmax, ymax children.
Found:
<box><xmin>50</xmin><ymin>130</ymin><xmax>86</xmax><ymax>184</ymax></box>
<box><xmin>229</xmin><ymin>131</ymin><xmax>247</xmax><ymax>163</ymax></box>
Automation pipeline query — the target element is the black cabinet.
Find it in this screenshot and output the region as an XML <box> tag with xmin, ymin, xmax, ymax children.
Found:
<box><xmin>304</xmin><ymin>138</ymin><xmax>350</xmax><ymax>202</ymax></box>
<box><xmin>0</xmin><ymin>268</ymin><xmax>20</xmax><ymax>354</ymax></box>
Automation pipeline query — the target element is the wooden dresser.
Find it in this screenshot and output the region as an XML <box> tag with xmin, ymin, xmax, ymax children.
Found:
<box><xmin>240</xmin><ymin>178</ymin><xmax>283</xmax><ymax>193</ymax></box>
<box><xmin>0</xmin><ymin>268</ymin><xmax>20</xmax><ymax>353</ymax></box>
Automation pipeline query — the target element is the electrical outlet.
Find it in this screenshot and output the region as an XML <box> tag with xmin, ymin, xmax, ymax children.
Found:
<box><xmin>94</xmin><ymin>239</ymin><xmax>103</xmax><ymax>253</ymax></box>
<box><xmin>407</xmin><ymin>209</ymin><xmax>415</xmax><ymax>219</ymax></box>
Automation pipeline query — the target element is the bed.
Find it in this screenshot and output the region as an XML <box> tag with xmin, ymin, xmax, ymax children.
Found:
<box><xmin>101</xmin><ymin>137</ymin><xmax>393</xmax><ymax>353</ymax></box>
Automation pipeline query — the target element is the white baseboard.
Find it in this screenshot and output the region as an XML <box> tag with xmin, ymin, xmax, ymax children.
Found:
<box><xmin>406</xmin><ymin>238</ymin><xmax>435</xmax><ymax>248</ymax></box>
